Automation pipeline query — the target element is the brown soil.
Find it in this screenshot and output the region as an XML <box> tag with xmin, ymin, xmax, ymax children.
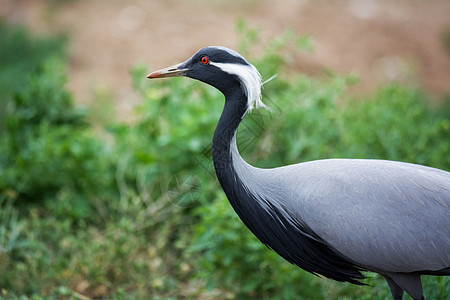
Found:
<box><xmin>2</xmin><ymin>0</ymin><xmax>450</xmax><ymax>119</ymax></box>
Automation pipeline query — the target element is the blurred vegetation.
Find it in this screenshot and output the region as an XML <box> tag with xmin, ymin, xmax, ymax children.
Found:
<box><xmin>0</xmin><ymin>19</ymin><xmax>449</xmax><ymax>300</ymax></box>
<box><xmin>0</xmin><ymin>21</ymin><xmax>66</xmax><ymax>132</ymax></box>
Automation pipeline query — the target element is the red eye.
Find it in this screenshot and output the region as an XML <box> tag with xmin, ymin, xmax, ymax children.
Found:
<box><xmin>200</xmin><ymin>56</ymin><xmax>209</xmax><ymax>65</ymax></box>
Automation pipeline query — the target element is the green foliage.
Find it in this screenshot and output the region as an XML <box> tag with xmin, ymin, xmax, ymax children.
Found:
<box><xmin>0</xmin><ymin>21</ymin><xmax>66</xmax><ymax>132</ymax></box>
<box><xmin>0</xmin><ymin>57</ymin><xmax>113</xmax><ymax>220</ymax></box>
<box><xmin>1</xmin><ymin>20</ymin><xmax>449</xmax><ymax>300</ymax></box>
<box><xmin>0</xmin><ymin>21</ymin><xmax>66</xmax><ymax>99</ymax></box>
<box><xmin>252</xmin><ymin>76</ymin><xmax>450</xmax><ymax>170</ymax></box>
<box><xmin>0</xmin><ymin>198</ymin><xmax>27</xmax><ymax>258</ymax></box>
<box><xmin>121</xmin><ymin>66</ymin><xmax>222</xmax><ymax>199</ymax></box>
<box><xmin>342</xmin><ymin>86</ymin><xmax>450</xmax><ymax>168</ymax></box>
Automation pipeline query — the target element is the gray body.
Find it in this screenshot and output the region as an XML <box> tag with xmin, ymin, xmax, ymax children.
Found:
<box><xmin>233</xmin><ymin>139</ymin><xmax>450</xmax><ymax>299</ymax></box>
<box><xmin>234</xmin><ymin>145</ymin><xmax>450</xmax><ymax>273</ymax></box>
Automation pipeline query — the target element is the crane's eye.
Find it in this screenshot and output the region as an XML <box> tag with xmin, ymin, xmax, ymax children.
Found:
<box><xmin>200</xmin><ymin>56</ymin><xmax>209</xmax><ymax>65</ymax></box>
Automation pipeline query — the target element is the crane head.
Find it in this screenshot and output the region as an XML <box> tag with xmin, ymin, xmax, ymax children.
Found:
<box><xmin>147</xmin><ymin>46</ymin><xmax>267</xmax><ymax>112</ymax></box>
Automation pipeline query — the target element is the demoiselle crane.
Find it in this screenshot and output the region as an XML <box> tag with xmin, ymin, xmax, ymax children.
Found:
<box><xmin>147</xmin><ymin>46</ymin><xmax>450</xmax><ymax>300</ymax></box>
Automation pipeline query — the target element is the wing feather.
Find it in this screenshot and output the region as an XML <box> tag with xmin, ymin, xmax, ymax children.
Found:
<box><xmin>260</xmin><ymin>159</ymin><xmax>450</xmax><ymax>273</ymax></box>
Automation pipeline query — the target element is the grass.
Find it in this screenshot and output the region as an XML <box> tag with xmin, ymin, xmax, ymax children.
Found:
<box><xmin>0</xmin><ymin>20</ymin><xmax>449</xmax><ymax>299</ymax></box>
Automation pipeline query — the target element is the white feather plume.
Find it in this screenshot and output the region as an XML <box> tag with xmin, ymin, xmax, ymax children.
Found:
<box><xmin>210</xmin><ymin>61</ymin><xmax>270</xmax><ymax>115</ymax></box>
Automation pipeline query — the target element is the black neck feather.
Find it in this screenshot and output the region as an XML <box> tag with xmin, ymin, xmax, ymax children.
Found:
<box><xmin>212</xmin><ymin>88</ymin><xmax>247</xmax><ymax>172</ymax></box>
<box><xmin>211</xmin><ymin>87</ymin><xmax>366</xmax><ymax>285</ymax></box>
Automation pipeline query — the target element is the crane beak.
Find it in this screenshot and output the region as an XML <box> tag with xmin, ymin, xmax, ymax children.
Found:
<box><xmin>147</xmin><ymin>62</ymin><xmax>189</xmax><ymax>79</ymax></box>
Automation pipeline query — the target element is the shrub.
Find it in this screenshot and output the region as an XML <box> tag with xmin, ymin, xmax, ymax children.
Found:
<box><xmin>0</xmin><ymin>57</ymin><xmax>113</xmax><ymax>220</ymax></box>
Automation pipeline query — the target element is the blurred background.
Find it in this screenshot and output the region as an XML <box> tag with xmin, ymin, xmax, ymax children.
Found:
<box><xmin>2</xmin><ymin>0</ymin><xmax>450</xmax><ymax>116</ymax></box>
<box><xmin>0</xmin><ymin>0</ymin><xmax>449</xmax><ymax>299</ymax></box>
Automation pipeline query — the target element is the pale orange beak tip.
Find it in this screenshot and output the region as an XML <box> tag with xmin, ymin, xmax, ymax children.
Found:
<box><xmin>146</xmin><ymin>62</ymin><xmax>188</xmax><ymax>79</ymax></box>
<box><xmin>146</xmin><ymin>71</ymin><xmax>160</xmax><ymax>79</ymax></box>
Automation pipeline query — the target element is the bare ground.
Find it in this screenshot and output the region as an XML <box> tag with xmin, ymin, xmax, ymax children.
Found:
<box><xmin>2</xmin><ymin>0</ymin><xmax>450</xmax><ymax>119</ymax></box>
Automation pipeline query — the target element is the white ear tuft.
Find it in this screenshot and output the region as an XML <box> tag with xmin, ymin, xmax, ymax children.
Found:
<box><xmin>210</xmin><ymin>62</ymin><xmax>269</xmax><ymax>115</ymax></box>
<box><xmin>244</xmin><ymin>64</ymin><xmax>266</xmax><ymax>112</ymax></box>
